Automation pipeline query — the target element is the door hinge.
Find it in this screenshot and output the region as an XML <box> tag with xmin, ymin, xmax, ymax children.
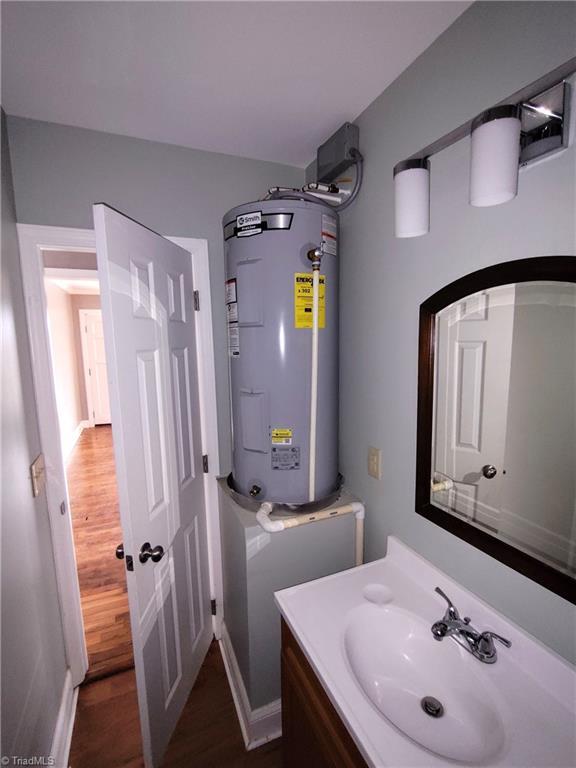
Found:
<box><xmin>92</xmin><ymin>409</ymin><xmax>95</xmax><ymax>419</ymax></box>
<box><xmin>202</xmin><ymin>454</ymin><xmax>209</xmax><ymax>473</ymax></box>
<box><xmin>193</xmin><ymin>290</ymin><xmax>200</xmax><ymax>311</ymax></box>
<box><xmin>125</xmin><ymin>555</ymin><xmax>134</xmax><ymax>572</ymax></box>
<box><xmin>88</xmin><ymin>367</ymin><xmax>92</xmax><ymax>376</ymax></box>
<box><xmin>211</xmin><ymin>598</ymin><xmax>217</xmax><ymax>616</ymax></box>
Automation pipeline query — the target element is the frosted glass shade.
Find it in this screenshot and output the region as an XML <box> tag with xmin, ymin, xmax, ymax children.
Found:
<box><xmin>470</xmin><ymin>105</ymin><xmax>521</xmax><ymax>207</ymax></box>
<box><xmin>394</xmin><ymin>159</ymin><xmax>430</xmax><ymax>238</ymax></box>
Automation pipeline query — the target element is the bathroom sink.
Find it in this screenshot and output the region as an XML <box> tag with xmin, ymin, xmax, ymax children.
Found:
<box><xmin>344</xmin><ymin>603</ymin><xmax>506</xmax><ymax>763</ymax></box>
<box><xmin>277</xmin><ymin>538</ymin><xmax>576</xmax><ymax>768</ymax></box>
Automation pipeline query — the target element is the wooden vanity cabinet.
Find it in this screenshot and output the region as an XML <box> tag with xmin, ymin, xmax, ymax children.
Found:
<box><xmin>281</xmin><ymin>619</ymin><xmax>368</xmax><ymax>768</ymax></box>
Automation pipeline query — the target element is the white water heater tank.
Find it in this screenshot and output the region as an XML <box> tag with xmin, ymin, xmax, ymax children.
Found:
<box><xmin>223</xmin><ymin>198</ymin><xmax>339</xmax><ymax>505</ymax></box>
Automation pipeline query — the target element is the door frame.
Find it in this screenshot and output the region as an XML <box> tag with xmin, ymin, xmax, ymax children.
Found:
<box><xmin>17</xmin><ymin>224</ymin><xmax>223</xmax><ymax>688</ymax></box>
<box><xmin>78</xmin><ymin>308</ymin><xmax>101</xmax><ymax>427</ymax></box>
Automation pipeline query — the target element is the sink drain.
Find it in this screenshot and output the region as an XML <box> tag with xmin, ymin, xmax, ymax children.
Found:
<box><xmin>421</xmin><ymin>696</ymin><xmax>444</xmax><ymax>718</ymax></box>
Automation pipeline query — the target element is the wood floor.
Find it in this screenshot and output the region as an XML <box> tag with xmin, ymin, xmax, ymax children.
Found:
<box><xmin>67</xmin><ymin>425</ymin><xmax>134</xmax><ymax>681</ymax></box>
<box><xmin>67</xmin><ymin>426</ymin><xmax>282</xmax><ymax>766</ymax></box>
<box><xmin>69</xmin><ymin>640</ymin><xmax>283</xmax><ymax>768</ymax></box>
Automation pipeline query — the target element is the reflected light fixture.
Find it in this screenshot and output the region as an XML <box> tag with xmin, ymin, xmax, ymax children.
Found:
<box><xmin>393</xmin><ymin>158</ymin><xmax>430</xmax><ymax>238</ymax></box>
<box><xmin>469</xmin><ymin>105</ymin><xmax>522</xmax><ymax>207</ymax></box>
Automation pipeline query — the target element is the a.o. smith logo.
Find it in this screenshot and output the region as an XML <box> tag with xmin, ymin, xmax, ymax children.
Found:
<box><xmin>237</xmin><ymin>212</ymin><xmax>261</xmax><ymax>228</ymax></box>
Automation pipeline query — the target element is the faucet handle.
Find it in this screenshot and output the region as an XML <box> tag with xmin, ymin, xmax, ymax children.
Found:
<box><xmin>434</xmin><ymin>586</ymin><xmax>460</xmax><ymax>620</ymax></box>
<box><xmin>476</xmin><ymin>630</ymin><xmax>511</xmax><ymax>662</ymax></box>
<box><xmin>480</xmin><ymin>630</ymin><xmax>512</xmax><ymax>649</ymax></box>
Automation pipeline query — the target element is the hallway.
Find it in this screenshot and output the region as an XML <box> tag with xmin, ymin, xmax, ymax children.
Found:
<box><xmin>67</xmin><ymin>429</ymin><xmax>282</xmax><ymax>767</ymax></box>
<box><xmin>69</xmin><ymin>641</ymin><xmax>282</xmax><ymax>768</ymax></box>
<box><xmin>67</xmin><ymin>425</ymin><xmax>134</xmax><ymax>681</ymax></box>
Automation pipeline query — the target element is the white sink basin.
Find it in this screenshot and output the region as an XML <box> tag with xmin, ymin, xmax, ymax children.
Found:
<box><xmin>275</xmin><ymin>537</ymin><xmax>576</xmax><ymax>768</ymax></box>
<box><xmin>344</xmin><ymin>603</ymin><xmax>505</xmax><ymax>763</ymax></box>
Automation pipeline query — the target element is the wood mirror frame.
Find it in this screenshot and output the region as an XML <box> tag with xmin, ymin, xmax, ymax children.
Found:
<box><xmin>416</xmin><ymin>256</ymin><xmax>576</xmax><ymax>603</ymax></box>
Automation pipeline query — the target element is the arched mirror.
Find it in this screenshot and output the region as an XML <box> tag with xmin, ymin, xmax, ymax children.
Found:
<box><xmin>416</xmin><ymin>257</ymin><xmax>576</xmax><ymax>602</ymax></box>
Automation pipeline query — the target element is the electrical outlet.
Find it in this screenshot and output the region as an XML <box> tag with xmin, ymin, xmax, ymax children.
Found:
<box><xmin>368</xmin><ymin>446</ymin><xmax>381</xmax><ymax>480</ymax></box>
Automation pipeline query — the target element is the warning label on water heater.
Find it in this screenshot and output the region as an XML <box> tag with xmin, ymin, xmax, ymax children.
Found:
<box><xmin>227</xmin><ymin>323</ymin><xmax>240</xmax><ymax>357</ymax></box>
<box><xmin>321</xmin><ymin>214</ymin><xmax>338</xmax><ymax>256</ymax></box>
<box><xmin>225</xmin><ymin>278</ymin><xmax>237</xmax><ymax>304</ymax></box>
<box><xmin>271</xmin><ymin>446</ymin><xmax>300</xmax><ymax>470</ymax></box>
<box><xmin>294</xmin><ymin>273</ymin><xmax>326</xmax><ymax>329</ymax></box>
<box><xmin>271</xmin><ymin>428</ymin><xmax>293</xmax><ymax>445</ymax></box>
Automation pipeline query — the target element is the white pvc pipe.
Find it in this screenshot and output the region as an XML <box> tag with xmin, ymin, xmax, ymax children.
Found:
<box><xmin>308</xmin><ymin>266</ymin><xmax>320</xmax><ymax>502</ymax></box>
<box><xmin>351</xmin><ymin>502</ymin><xmax>365</xmax><ymax>566</ymax></box>
<box><xmin>256</xmin><ymin>500</ymin><xmax>366</xmax><ymax>567</ymax></box>
<box><xmin>431</xmin><ymin>479</ymin><xmax>454</xmax><ymax>492</ymax></box>
<box><xmin>256</xmin><ymin>502</ymin><xmax>284</xmax><ymax>532</ymax></box>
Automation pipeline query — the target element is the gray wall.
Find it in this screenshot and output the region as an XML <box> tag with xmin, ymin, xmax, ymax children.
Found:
<box><xmin>219</xmin><ymin>481</ymin><xmax>356</xmax><ymax>709</ymax></box>
<box><xmin>6</xmin><ymin>117</ymin><xmax>304</xmax><ymax>472</ymax></box>
<box><xmin>321</xmin><ymin>1</ymin><xmax>576</xmax><ymax>662</ymax></box>
<box><xmin>6</xmin><ymin>1</ymin><xmax>575</xmax><ymax>665</ymax></box>
<box><xmin>1</xmin><ymin>111</ymin><xmax>68</xmax><ymax>759</ymax></box>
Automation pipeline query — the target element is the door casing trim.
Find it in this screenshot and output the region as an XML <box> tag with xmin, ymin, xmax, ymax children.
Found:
<box><xmin>17</xmin><ymin>223</ymin><xmax>223</xmax><ymax>690</ymax></box>
<box><xmin>78</xmin><ymin>308</ymin><xmax>102</xmax><ymax>428</ymax></box>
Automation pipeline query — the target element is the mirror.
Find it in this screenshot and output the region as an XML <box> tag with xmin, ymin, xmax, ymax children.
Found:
<box><xmin>416</xmin><ymin>257</ymin><xmax>576</xmax><ymax>603</ymax></box>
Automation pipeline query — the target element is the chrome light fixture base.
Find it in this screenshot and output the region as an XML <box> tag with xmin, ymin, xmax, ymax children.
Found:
<box><xmin>520</xmin><ymin>81</ymin><xmax>570</xmax><ymax>166</ymax></box>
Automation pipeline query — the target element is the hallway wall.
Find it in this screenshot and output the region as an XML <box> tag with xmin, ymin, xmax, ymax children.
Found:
<box><xmin>44</xmin><ymin>280</ymin><xmax>85</xmax><ymax>457</ymax></box>
<box><xmin>6</xmin><ymin>118</ymin><xmax>305</xmax><ymax>473</ymax></box>
<box><xmin>1</xmin><ymin>110</ymin><xmax>68</xmax><ymax>761</ymax></box>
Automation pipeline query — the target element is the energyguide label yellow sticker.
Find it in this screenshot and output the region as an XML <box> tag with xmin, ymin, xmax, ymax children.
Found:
<box><xmin>271</xmin><ymin>428</ymin><xmax>293</xmax><ymax>445</ymax></box>
<box><xmin>294</xmin><ymin>273</ymin><xmax>326</xmax><ymax>329</ymax></box>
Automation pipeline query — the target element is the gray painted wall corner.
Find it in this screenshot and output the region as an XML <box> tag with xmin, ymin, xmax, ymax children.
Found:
<box><xmin>1</xmin><ymin>110</ymin><xmax>68</xmax><ymax>758</ymax></box>
<box><xmin>335</xmin><ymin>1</ymin><xmax>576</xmax><ymax>662</ymax></box>
<box><xmin>6</xmin><ymin>116</ymin><xmax>305</xmax><ymax>473</ymax></box>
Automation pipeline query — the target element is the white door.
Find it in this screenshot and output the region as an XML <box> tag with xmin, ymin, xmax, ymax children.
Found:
<box><xmin>433</xmin><ymin>287</ymin><xmax>515</xmax><ymax>526</ymax></box>
<box><xmin>80</xmin><ymin>309</ymin><xmax>111</xmax><ymax>424</ymax></box>
<box><xmin>94</xmin><ymin>204</ymin><xmax>213</xmax><ymax>767</ymax></box>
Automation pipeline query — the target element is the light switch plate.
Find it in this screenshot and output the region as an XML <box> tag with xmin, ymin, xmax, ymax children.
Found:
<box><xmin>30</xmin><ymin>453</ymin><xmax>46</xmax><ymax>498</ymax></box>
<box><xmin>368</xmin><ymin>446</ymin><xmax>381</xmax><ymax>480</ymax></box>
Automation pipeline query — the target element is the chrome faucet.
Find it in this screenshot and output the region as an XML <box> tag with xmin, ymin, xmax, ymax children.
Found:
<box><xmin>431</xmin><ymin>587</ymin><xmax>511</xmax><ymax>664</ymax></box>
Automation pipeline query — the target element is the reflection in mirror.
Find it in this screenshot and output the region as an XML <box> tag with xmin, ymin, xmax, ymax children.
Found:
<box><xmin>431</xmin><ymin>281</ymin><xmax>576</xmax><ymax>578</ymax></box>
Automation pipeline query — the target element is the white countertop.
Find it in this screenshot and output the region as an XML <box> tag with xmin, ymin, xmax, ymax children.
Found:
<box><xmin>275</xmin><ymin>537</ymin><xmax>576</xmax><ymax>768</ymax></box>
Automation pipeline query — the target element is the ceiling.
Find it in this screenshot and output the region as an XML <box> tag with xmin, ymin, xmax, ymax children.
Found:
<box><xmin>2</xmin><ymin>1</ymin><xmax>470</xmax><ymax>167</ymax></box>
<box><xmin>45</xmin><ymin>276</ymin><xmax>100</xmax><ymax>295</ymax></box>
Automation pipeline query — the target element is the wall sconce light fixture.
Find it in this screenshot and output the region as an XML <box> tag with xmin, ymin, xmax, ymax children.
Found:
<box><xmin>393</xmin><ymin>158</ymin><xmax>430</xmax><ymax>238</ymax></box>
<box><xmin>392</xmin><ymin>58</ymin><xmax>574</xmax><ymax>238</ymax></box>
<box><xmin>469</xmin><ymin>105</ymin><xmax>521</xmax><ymax>207</ymax></box>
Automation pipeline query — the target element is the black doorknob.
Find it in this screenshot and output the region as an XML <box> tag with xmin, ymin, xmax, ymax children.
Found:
<box><xmin>139</xmin><ymin>542</ymin><xmax>165</xmax><ymax>564</ymax></box>
<box><xmin>482</xmin><ymin>464</ymin><xmax>498</xmax><ymax>479</ymax></box>
<box><xmin>115</xmin><ymin>543</ymin><xmax>125</xmax><ymax>560</ymax></box>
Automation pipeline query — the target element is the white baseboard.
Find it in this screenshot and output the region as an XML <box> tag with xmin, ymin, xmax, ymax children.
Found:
<box><xmin>219</xmin><ymin>623</ymin><xmax>282</xmax><ymax>750</ymax></box>
<box><xmin>66</xmin><ymin>420</ymin><xmax>90</xmax><ymax>461</ymax></box>
<box><xmin>50</xmin><ymin>669</ymin><xmax>78</xmax><ymax>768</ymax></box>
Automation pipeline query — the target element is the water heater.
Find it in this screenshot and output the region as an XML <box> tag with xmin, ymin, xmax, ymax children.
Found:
<box><xmin>223</xmin><ymin>198</ymin><xmax>339</xmax><ymax>505</ymax></box>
